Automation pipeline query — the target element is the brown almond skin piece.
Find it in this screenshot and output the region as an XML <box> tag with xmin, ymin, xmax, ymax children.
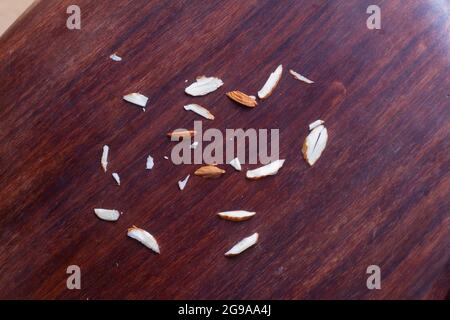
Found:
<box><xmin>226</xmin><ymin>91</ymin><xmax>258</xmax><ymax>108</ymax></box>
<box><xmin>167</xmin><ymin>130</ymin><xmax>196</xmax><ymax>139</ymax></box>
<box><xmin>194</xmin><ymin>165</ymin><xmax>226</xmax><ymax>178</ymax></box>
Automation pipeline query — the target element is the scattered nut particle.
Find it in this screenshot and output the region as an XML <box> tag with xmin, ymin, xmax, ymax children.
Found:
<box><xmin>246</xmin><ymin>159</ymin><xmax>285</xmax><ymax>180</ymax></box>
<box><xmin>289</xmin><ymin>69</ymin><xmax>314</xmax><ymax>84</ymax></box>
<box><xmin>190</xmin><ymin>141</ymin><xmax>199</xmax><ymax>149</ymax></box>
<box><xmin>258</xmin><ymin>64</ymin><xmax>283</xmax><ymax>99</ymax></box>
<box><xmin>302</xmin><ymin>125</ymin><xmax>328</xmax><ymax>166</ymax></box>
<box><xmin>123</xmin><ymin>93</ymin><xmax>148</xmax><ymax>108</ymax></box>
<box><xmin>226</xmin><ymin>91</ymin><xmax>258</xmax><ymax>108</ymax></box>
<box><xmin>110</xmin><ymin>53</ymin><xmax>122</xmax><ymax>61</ymax></box>
<box><xmin>229</xmin><ymin>157</ymin><xmax>242</xmax><ymax>171</ymax></box>
<box><xmin>127</xmin><ymin>226</ymin><xmax>160</xmax><ymax>254</ymax></box>
<box><xmin>146</xmin><ymin>155</ymin><xmax>154</xmax><ymax>170</ymax></box>
<box><xmin>167</xmin><ymin>130</ymin><xmax>196</xmax><ymax>139</ymax></box>
<box><xmin>101</xmin><ymin>145</ymin><xmax>109</xmax><ymax>172</ymax></box>
<box><xmin>178</xmin><ymin>175</ymin><xmax>190</xmax><ymax>190</ymax></box>
<box><xmin>194</xmin><ymin>165</ymin><xmax>225</xmax><ymax>178</ymax></box>
<box><xmin>218</xmin><ymin>210</ymin><xmax>256</xmax><ymax>221</ymax></box>
<box><xmin>94</xmin><ymin>208</ymin><xmax>120</xmax><ymax>221</ymax></box>
<box><xmin>112</xmin><ymin>172</ymin><xmax>121</xmax><ymax>185</ymax></box>
<box><xmin>225</xmin><ymin>233</ymin><xmax>258</xmax><ymax>256</ymax></box>
<box><xmin>184</xmin><ymin>104</ymin><xmax>215</xmax><ymax>120</ymax></box>
<box><xmin>185</xmin><ymin>76</ymin><xmax>224</xmax><ymax>96</ymax></box>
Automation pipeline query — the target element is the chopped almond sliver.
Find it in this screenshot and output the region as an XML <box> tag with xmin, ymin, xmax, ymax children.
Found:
<box><xmin>94</xmin><ymin>208</ymin><xmax>120</xmax><ymax>221</ymax></box>
<box><xmin>226</xmin><ymin>91</ymin><xmax>258</xmax><ymax>108</ymax></box>
<box><xmin>194</xmin><ymin>165</ymin><xmax>225</xmax><ymax>178</ymax></box>
<box><xmin>146</xmin><ymin>155</ymin><xmax>154</xmax><ymax>170</ymax></box>
<box><xmin>101</xmin><ymin>145</ymin><xmax>109</xmax><ymax>172</ymax></box>
<box><xmin>167</xmin><ymin>130</ymin><xmax>196</xmax><ymax>139</ymax></box>
<box><xmin>218</xmin><ymin>210</ymin><xmax>256</xmax><ymax>221</ymax></box>
<box><xmin>225</xmin><ymin>233</ymin><xmax>259</xmax><ymax>256</ymax></box>
<box><xmin>112</xmin><ymin>172</ymin><xmax>121</xmax><ymax>185</ymax></box>
<box><xmin>127</xmin><ymin>226</ymin><xmax>160</xmax><ymax>254</ymax></box>
<box><xmin>258</xmin><ymin>64</ymin><xmax>283</xmax><ymax>99</ymax></box>
<box><xmin>229</xmin><ymin>157</ymin><xmax>242</xmax><ymax>171</ymax></box>
<box><xmin>289</xmin><ymin>69</ymin><xmax>314</xmax><ymax>84</ymax></box>
<box><xmin>185</xmin><ymin>76</ymin><xmax>223</xmax><ymax>96</ymax></box>
<box><xmin>302</xmin><ymin>125</ymin><xmax>328</xmax><ymax>166</ymax></box>
<box><xmin>184</xmin><ymin>104</ymin><xmax>215</xmax><ymax>120</ymax></box>
<box><xmin>246</xmin><ymin>160</ymin><xmax>285</xmax><ymax>180</ymax></box>
<box><xmin>178</xmin><ymin>175</ymin><xmax>190</xmax><ymax>190</ymax></box>
<box><xmin>123</xmin><ymin>93</ymin><xmax>148</xmax><ymax>108</ymax></box>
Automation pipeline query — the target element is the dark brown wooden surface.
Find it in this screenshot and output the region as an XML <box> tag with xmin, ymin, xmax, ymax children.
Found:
<box><xmin>0</xmin><ymin>0</ymin><xmax>449</xmax><ymax>300</ymax></box>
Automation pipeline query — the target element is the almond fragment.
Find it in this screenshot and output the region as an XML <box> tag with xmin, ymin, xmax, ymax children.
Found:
<box><xmin>229</xmin><ymin>157</ymin><xmax>242</xmax><ymax>171</ymax></box>
<box><xmin>302</xmin><ymin>125</ymin><xmax>328</xmax><ymax>166</ymax></box>
<box><xmin>225</xmin><ymin>233</ymin><xmax>258</xmax><ymax>256</ymax></box>
<box><xmin>289</xmin><ymin>69</ymin><xmax>314</xmax><ymax>84</ymax></box>
<box><xmin>226</xmin><ymin>91</ymin><xmax>258</xmax><ymax>108</ymax></box>
<box><xmin>167</xmin><ymin>130</ymin><xmax>196</xmax><ymax>140</ymax></box>
<box><xmin>218</xmin><ymin>210</ymin><xmax>255</xmax><ymax>221</ymax></box>
<box><xmin>185</xmin><ymin>76</ymin><xmax>223</xmax><ymax>96</ymax></box>
<box><xmin>123</xmin><ymin>93</ymin><xmax>148</xmax><ymax>108</ymax></box>
<box><xmin>112</xmin><ymin>172</ymin><xmax>121</xmax><ymax>185</ymax></box>
<box><xmin>190</xmin><ymin>141</ymin><xmax>199</xmax><ymax>149</ymax></box>
<box><xmin>194</xmin><ymin>165</ymin><xmax>225</xmax><ymax>178</ymax></box>
<box><xmin>146</xmin><ymin>155</ymin><xmax>154</xmax><ymax>170</ymax></box>
<box><xmin>258</xmin><ymin>64</ymin><xmax>283</xmax><ymax>99</ymax></box>
<box><xmin>178</xmin><ymin>175</ymin><xmax>190</xmax><ymax>190</ymax></box>
<box><xmin>309</xmin><ymin>119</ymin><xmax>324</xmax><ymax>131</ymax></box>
<box><xmin>246</xmin><ymin>159</ymin><xmax>285</xmax><ymax>180</ymax></box>
<box><xmin>184</xmin><ymin>104</ymin><xmax>215</xmax><ymax>120</ymax></box>
<box><xmin>127</xmin><ymin>226</ymin><xmax>160</xmax><ymax>254</ymax></box>
<box><xmin>110</xmin><ymin>53</ymin><xmax>122</xmax><ymax>61</ymax></box>
<box><xmin>94</xmin><ymin>208</ymin><xmax>120</xmax><ymax>221</ymax></box>
<box><xmin>101</xmin><ymin>145</ymin><xmax>109</xmax><ymax>172</ymax></box>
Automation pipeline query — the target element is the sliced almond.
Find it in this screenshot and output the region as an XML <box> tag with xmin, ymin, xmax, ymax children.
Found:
<box><xmin>127</xmin><ymin>226</ymin><xmax>160</xmax><ymax>254</ymax></box>
<box><xmin>246</xmin><ymin>159</ymin><xmax>285</xmax><ymax>180</ymax></box>
<box><xmin>123</xmin><ymin>93</ymin><xmax>148</xmax><ymax>108</ymax></box>
<box><xmin>289</xmin><ymin>69</ymin><xmax>314</xmax><ymax>84</ymax></box>
<box><xmin>194</xmin><ymin>165</ymin><xmax>225</xmax><ymax>178</ymax></box>
<box><xmin>218</xmin><ymin>210</ymin><xmax>255</xmax><ymax>221</ymax></box>
<box><xmin>226</xmin><ymin>91</ymin><xmax>258</xmax><ymax>108</ymax></box>
<box><xmin>178</xmin><ymin>175</ymin><xmax>190</xmax><ymax>190</ymax></box>
<box><xmin>229</xmin><ymin>157</ymin><xmax>242</xmax><ymax>171</ymax></box>
<box><xmin>110</xmin><ymin>53</ymin><xmax>122</xmax><ymax>62</ymax></box>
<box><xmin>94</xmin><ymin>208</ymin><xmax>120</xmax><ymax>221</ymax></box>
<box><xmin>258</xmin><ymin>64</ymin><xmax>283</xmax><ymax>99</ymax></box>
<box><xmin>167</xmin><ymin>130</ymin><xmax>196</xmax><ymax>140</ymax></box>
<box><xmin>112</xmin><ymin>172</ymin><xmax>121</xmax><ymax>185</ymax></box>
<box><xmin>101</xmin><ymin>145</ymin><xmax>109</xmax><ymax>172</ymax></box>
<box><xmin>146</xmin><ymin>155</ymin><xmax>154</xmax><ymax>170</ymax></box>
<box><xmin>184</xmin><ymin>104</ymin><xmax>215</xmax><ymax>120</ymax></box>
<box><xmin>309</xmin><ymin>119</ymin><xmax>324</xmax><ymax>131</ymax></box>
<box><xmin>225</xmin><ymin>233</ymin><xmax>258</xmax><ymax>256</ymax></box>
<box><xmin>302</xmin><ymin>125</ymin><xmax>328</xmax><ymax>166</ymax></box>
<box><xmin>185</xmin><ymin>76</ymin><xmax>223</xmax><ymax>96</ymax></box>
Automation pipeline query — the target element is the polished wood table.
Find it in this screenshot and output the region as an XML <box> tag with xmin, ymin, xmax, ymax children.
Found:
<box><xmin>0</xmin><ymin>0</ymin><xmax>448</xmax><ymax>299</ymax></box>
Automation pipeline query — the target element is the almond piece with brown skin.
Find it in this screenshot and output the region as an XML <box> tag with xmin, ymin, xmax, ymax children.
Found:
<box><xmin>167</xmin><ymin>130</ymin><xmax>196</xmax><ymax>140</ymax></box>
<box><xmin>194</xmin><ymin>165</ymin><xmax>225</xmax><ymax>178</ymax></box>
<box><xmin>226</xmin><ymin>91</ymin><xmax>258</xmax><ymax>108</ymax></box>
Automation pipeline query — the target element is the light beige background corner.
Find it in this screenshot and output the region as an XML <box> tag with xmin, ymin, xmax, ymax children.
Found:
<box><xmin>0</xmin><ymin>0</ymin><xmax>34</xmax><ymax>36</ymax></box>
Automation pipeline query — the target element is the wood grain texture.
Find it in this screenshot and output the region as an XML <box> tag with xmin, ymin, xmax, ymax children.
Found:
<box><xmin>0</xmin><ymin>0</ymin><xmax>449</xmax><ymax>300</ymax></box>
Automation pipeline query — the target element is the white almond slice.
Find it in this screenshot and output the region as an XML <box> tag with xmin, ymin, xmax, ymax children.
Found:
<box><xmin>127</xmin><ymin>226</ymin><xmax>160</xmax><ymax>254</ymax></box>
<box><xmin>112</xmin><ymin>172</ymin><xmax>121</xmax><ymax>185</ymax></box>
<box><xmin>146</xmin><ymin>155</ymin><xmax>154</xmax><ymax>170</ymax></box>
<box><xmin>302</xmin><ymin>125</ymin><xmax>328</xmax><ymax>166</ymax></box>
<box><xmin>184</xmin><ymin>104</ymin><xmax>215</xmax><ymax>120</ymax></box>
<box><xmin>218</xmin><ymin>210</ymin><xmax>255</xmax><ymax>221</ymax></box>
<box><xmin>94</xmin><ymin>208</ymin><xmax>120</xmax><ymax>221</ymax></box>
<box><xmin>289</xmin><ymin>69</ymin><xmax>314</xmax><ymax>84</ymax></box>
<box><xmin>110</xmin><ymin>53</ymin><xmax>122</xmax><ymax>61</ymax></box>
<box><xmin>164</xmin><ymin>156</ymin><xmax>169</xmax><ymax>160</ymax></box>
<box><xmin>258</xmin><ymin>64</ymin><xmax>283</xmax><ymax>99</ymax></box>
<box><xmin>309</xmin><ymin>119</ymin><xmax>324</xmax><ymax>131</ymax></box>
<box><xmin>190</xmin><ymin>141</ymin><xmax>199</xmax><ymax>149</ymax></box>
<box><xmin>123</xmin><ymin>93</ymin><xmax>148</xmax><ymax>108</ymax></box>
<box><xmin>101</xmin><ymin>145</ymin><xmax>109</xmax><ymax>172</ymax></box>
<box><xmin>225</xmin><ymin>233</ymin><xmax>258</xmax><ymax>256</ymax></box>
<box><xmin>178</xmin><ymin>175</ymin><xmax>190</xmax><ymax>190</ymax></box>
<box><xmin>246</xmin><ymin>159</ymin><xmax>285</xmax><ymax>179</ymax></box>
<box><xmin>185</xmin><ymin>76</ymin><xmax>224</xmax><ymax>96</ymax></box>
<box><xmin>229</xmin><ymin>157</ymin><xmax>242</xmax><ymax>171</ymax></box>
